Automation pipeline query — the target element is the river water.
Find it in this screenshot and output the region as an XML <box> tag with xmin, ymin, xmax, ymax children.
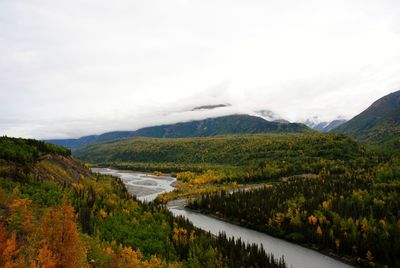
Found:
<box><xmin>93</xmin><ymin>168</ymin><xmax>352</xmax><ymax>268</ymax></box>
<box><xmin>91</xmin><ymin>168</ymin><xmax>176</xmax><ymax>202</ymax></box>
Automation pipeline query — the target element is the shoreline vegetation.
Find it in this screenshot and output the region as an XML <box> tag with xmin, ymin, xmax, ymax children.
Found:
<box><xmin>169</xmin><ymin>198</ymin><xmax>356</xmax><ymax>266</ymax></box>
<box><xmin>91</xmin><ymin>167</ymin><xmax>355</xmax><ymax>266</ymax></box>
<box><xmin>89</xmin><ymin>164</ymin><xmax>275</xmax><ymax>204</ymax></box>
<box><xmin>187</xmin><ymin>167</ymin><xmax>400</xmax><ymax>268</ymax></box>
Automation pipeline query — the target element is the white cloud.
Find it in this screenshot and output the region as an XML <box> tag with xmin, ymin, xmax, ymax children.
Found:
<box><xmin>0</xmin><ymin>0</ymin><xmax>400</xmax><ymax>138</ymax></box>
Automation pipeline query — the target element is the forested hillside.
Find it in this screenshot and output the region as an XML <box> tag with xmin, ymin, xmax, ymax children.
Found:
<box><xmin>334</xmin><ymin>90</ymin><xmax>400</xmax><ymax>152</ymax></box>
<box><xmin>48</xmin><ymin>114</ymin><xmax>311</xmax><ymax>149</ymax></box>
<box><xmin>132</xmin><ymin>114</ymin><xmax>310</xmax><ymax>138</ymax></box>
<box><xmin>75</xmin><ymin>133</ymin><xmax>370</xmax><ymax>180</ymax></box>
<box><xmin>75</xmin><ymin>133</ymin><xmax>378</xmax><ymax>202</ymax></box>
<box><xmin>188</xmin><ymin>158</ymin><xmax>400</xmax><ymax>267</ymax></box>
<box><xmin>0</xmin><ymin>136</ymin><xmax>285</xmax><ymax>267</ymax></box>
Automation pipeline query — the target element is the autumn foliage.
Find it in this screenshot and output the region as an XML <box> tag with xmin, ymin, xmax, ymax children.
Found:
<box><xmin>0</xmin><ymin>198</ymin><xmax>86</xmax><ymax>268</ymax></box>
<box><xmin>37</xmin><ymin>203</ymin><xmax>86</xmax><ymax>267</ymax></box>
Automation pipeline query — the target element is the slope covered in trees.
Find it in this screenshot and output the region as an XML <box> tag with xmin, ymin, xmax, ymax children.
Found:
<box><xmin>188</xmin><ymin>158</ymin><xmax>400</xmax><ymax>267</ymax></box>
<box><xmin>0</xmin><ymin>136</ymin><xmax>285</xmax><ymax>267</ymax></box>
<box><xmin>75</xmin><ymin>133</ymin><xmax>376</xmax><ymax>202</ymax></box>
<box><xmin>132</xmin><ymin>114</ymin><xmax>310</xmax><ymax>138</ymax></box>
<box><xmin>75</xmin><ymin>133</ymin><xmax>369</xmax><ymax>180</ymax></box>
<box><xmin>334</xmin><ymin>90</ymin><xmax>400</xmax><ymax>152</ymax></box>
<box><xmin>0</xmin><ymin>136</ymin><xmax>70</xmax><ymax>163</ymax></box>
<box><xmin>48</xmin><ymin>114</ymin><xmax>311</xmax><ymax>149</ymax></box>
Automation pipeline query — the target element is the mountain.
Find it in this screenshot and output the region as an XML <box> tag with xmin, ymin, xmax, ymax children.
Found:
<box><xmin>254</xmin><ymin>110</ymin><xmax>289</xmax><ymax>123</ymax></box>
<box><xmin>48</xmin><ymin>114</ymin><xmax>311</xmax><ymax>150</ymax></box>
<box><xmin>304</xmin><ymin>118</ymin><xmax>347</xmax><ymax>132</ymax></box>
<box><xmin>323</xmin><ymin>119</ymin><xmax>347</xmax><ymax>132</ymax></box>
<box><xmin>48</xmin><ymin>131</ymin><xmax>135</xmax><ymax>150</ymax></box>
<box><xmin>334</xmin><ymin>90</ymin><xmax>400</xmax><ymax>150</ymax></box>
<box><xmin>133</xmin><ymin>114</ymin><xmax>310</xmax><ymax>137</ymax></box>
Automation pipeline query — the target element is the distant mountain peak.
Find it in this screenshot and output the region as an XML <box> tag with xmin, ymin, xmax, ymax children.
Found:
<box><xmin>304</xmin><ymin>117</ymin><xmax>347</xmax><ymax>132</ymax></box>
<box><xmin>254</xmin><ymin>110</ymin><xmax>288</xmax><ymax>123</ymax></box>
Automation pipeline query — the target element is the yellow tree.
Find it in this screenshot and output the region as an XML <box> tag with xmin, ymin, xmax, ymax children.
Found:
<box><xmin>143</xmin><ymin>256</ymin><xmax>165</xmax><ymax>268</ymax></box>
<box><xmin>1</xmin><ymin>232</ymin><xmax>19</xmax><ymax>268</ymax></box>
<box><xmin>9</xmin><ymin>198</ymin><xmax>34</xmax><ymax>235</ymax></box>
<box><xmin>335</xmin><ymin>239</ymin><xmax>340</xmax><ymax>253</ymax></box>
<box><xmin>31</xmin><ymin>245</ymin><xmax>57</xmax><ymax>268</ymax></box>
<box><xmin>316</xmin><ymin>225</ymin><xmax>323</xmax><ymax>236</ymax></box>
<box><xmin>0</xmin><ymin>223</ymin><xmax>8</xmax><ymax>257</ymax></box>
<box><xmin>39</xmin><ymin>202</ymin><xmax>87</xmax><ymax>267</ymax></box>
<box><xmin>118</xmin><ymin>247</ymin><xmax>142</xmax><ymax>267</ymax></box>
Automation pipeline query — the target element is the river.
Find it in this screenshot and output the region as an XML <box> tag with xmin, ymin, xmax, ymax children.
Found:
<box><xmin>93</xmin><ymin>168</ymin><xmax>353</xmax><ymax>268</ymax></box>
<box><xmin>91</xmin><ymin>168</ymin><xmax>176</xmax><ymax>202</ymax></box>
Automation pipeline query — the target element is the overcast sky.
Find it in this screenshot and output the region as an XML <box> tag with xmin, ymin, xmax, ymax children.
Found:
<box><xmin>1</xmin><ymin>0</ymin><xmax>400</xmax><ymax>139</ymax></box>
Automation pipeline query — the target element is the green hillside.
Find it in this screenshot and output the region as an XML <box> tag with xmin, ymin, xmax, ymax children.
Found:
<box><xmin>133</xmin><ymin>114</ymin><xmax>311</xmax><ymax>137</ymax></box>
<box><xmin>75</xmin><ymin>133</ymin><xmax>371</xmax><ymax>183</ymax></box>
<box><xmin>334</xmin><ymin>90</ymin><xmax>400</xmax><ymax>152</ymax></box>
<box><xmin>48</xmin><ymin>114</ymin><xmax>312</xmax><ymax>149</ymax></box>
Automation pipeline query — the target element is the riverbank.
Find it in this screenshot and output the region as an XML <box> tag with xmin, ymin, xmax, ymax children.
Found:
<box><xmin>168</xmin><ymin>198</ymin><xmax>353</xmax><ymax>268</ymax></box>
<box><xmin>91</xmin><ymin>167</ymin><xmax>176</xmax><ymax>202</ymax></box>
<box><xmin>185</xmin><ymin>205</ymin><xmax>355</xmax><ymax>267</ymax></box>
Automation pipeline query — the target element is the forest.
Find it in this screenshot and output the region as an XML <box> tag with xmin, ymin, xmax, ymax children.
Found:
<box><xmin>188</xmin><ymin>157</ymin><xmax>400</xmax><ymax>267</ymax></box>
<box><xmin>2</xmin><ymin>131</ymin><xmax>399</xmax><ymax>267</ymax></box>
<box><xmin>0</xmin><ymin>136</ymin><xmax>71</xmax><ymax>163</ymax></box>
<box><xmin>0</xmin><ymin>136</ymin><xmax>285</xmax><ymax>267</ymax></box>
<box><xmin>75</xmin><ymin>133</ymin><xmax>378</xmax><ymax>202</ymax></box>
<box><xmin>75</xmin><ymin>133</ymin><xmax>367</xmax><ymax>171</ymax></box>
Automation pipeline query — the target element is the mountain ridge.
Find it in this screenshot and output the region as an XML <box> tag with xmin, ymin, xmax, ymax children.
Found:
<box><xmin>334</xmin><ymin>90</ymin><xmax>400</xmax><ymax>151</ymax></box>
<box><xmin>47</xmin><ymin>114</ymin><xmax>311</xmax><ymax>149</ymax></box>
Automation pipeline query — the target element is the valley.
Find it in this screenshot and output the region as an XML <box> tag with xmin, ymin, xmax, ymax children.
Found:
<box><xmin>94</xmin><ymin>168</ymin><xmax>352</xmax><ymax>268</ymax></box>
<box><xmin>3</xmin><ymin>2</ymin><xmax>400</xmax><ymax>267</ymax></box>
<box><xmin>0</xmin><ymin>137</ymin><xmax>286</xmax><ymax>267</ymax></box>
<box><xmin>1</xmin><ymin>90</ymin><xmax>400</xmax><ymax>267</ymax></box>
<box><xmin>91</xmin><ymin>168</ymin><xmax>177</xmax><ymax>202</ymax></box>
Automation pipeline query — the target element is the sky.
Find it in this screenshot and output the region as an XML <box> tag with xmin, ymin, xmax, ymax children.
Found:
<box><xmin>1</xmin><ymin>0</ymin><xmax>400</xmax><ymax>139</ymax></box>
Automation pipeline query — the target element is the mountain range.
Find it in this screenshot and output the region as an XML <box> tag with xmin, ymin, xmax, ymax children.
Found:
<box><xmin>48</xmin><ymin>114</ymin><xmax>311</xmax><ymax>150</ymax></box>
<box><xmin>304</xmin><ymin>118</ymin><xmax>347</xmax><ymax>132</ymax></box>
<box><xmin>48</xmin><ymin>90</ymin><xmax>400</xmax><ymax>152</ymax></box>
